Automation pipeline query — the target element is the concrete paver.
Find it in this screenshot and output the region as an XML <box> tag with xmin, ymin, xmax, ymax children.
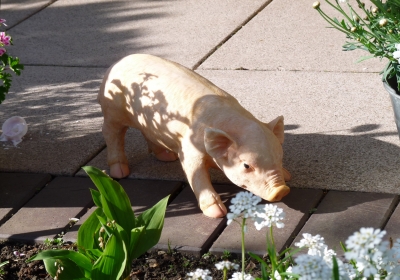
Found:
<box><xmin>291</xmin><ymin>191</ymin><xmax>398</xmax><ymax>258</ymax></box>
<box><xmin>0</xmin><ymin>177</ymin><xmax>94</xmax><ymax>243</ymax></box>
<box><xmin>210</xmin><ymin>188</ymin><xmax>324</xmax><ymax>257</ymax></box>
<box><xmin>156</xmin><ymin>184</ymin><xmax>242</xmax><ymax>256</ymax></box>
<box><xmin>200</xmin><ymin>0</ymin><xmax>386</xmax><ymax>72</ymax></box>
<box><xmin>7</xmin><ymin>0</ymin><xmax>268</xmax><ymax>69</ymax></box>
<box><xmin>63</xmin><ymin>179</ymin><xmax>183</xmax><ymax>243</ymax></box>
<box><xmin>2</xmin><ymin>0</ymin><xmax>52</xmax><ymax>28</ymax></box>
<box><xmin>0</xmin><ymin>173</ymin><xmax>51</xmax><ymax>225</ymax></box>
<box><xmin>0</xmin><ymin>66</ymin><xmax>105</xmax><ymax>175</ymax></box>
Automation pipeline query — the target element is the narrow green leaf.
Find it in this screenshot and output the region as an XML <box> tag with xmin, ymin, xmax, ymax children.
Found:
<box><xmin>82</xmin><ymin>166</ymin><xmax>135</xmax><ymax>233</ymax></box>
<box><xmin>356</xmin><ymin>54</ymin><xmax>375</xmax><ymax>63</ymax></box>
<box><xmin>332</xmin><ymin>256</ymin><xmax>340</xmax><ymax>280</ymax></box>
<box><xmin>132</xmin><ymin>195</ymin><xmax>169</xmax><ymax>259</ymax></box>
<box><xmin>92</xmin><ymin>233</ymin><xmax>127</xmax><ymax>279</ymax></box>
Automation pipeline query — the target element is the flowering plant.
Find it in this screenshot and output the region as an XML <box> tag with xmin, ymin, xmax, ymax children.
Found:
<box><xmin>187</xmin><ymin>191</ymin><xmax>400</xmax><ymax>279</ymax></box>
<box><xmin>0</xmin><ymin>19</ymin><xmax>23</xmax><ymax>104</ymax></box>
<box><xmin>312</xmin><ymin>0</ymin><xmax>400</xmax><ymax>91</ymax></box>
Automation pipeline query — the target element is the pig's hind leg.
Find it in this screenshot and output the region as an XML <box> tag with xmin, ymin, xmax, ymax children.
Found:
<box><xmin>102</xmin><ymin>120</ymin><xmax>130</xmax><ymax>178</ymax></box>
<box><xmin>142</xmin><ymin>134</ymin><xmax>178</xmax><ymax>161</ymax></box>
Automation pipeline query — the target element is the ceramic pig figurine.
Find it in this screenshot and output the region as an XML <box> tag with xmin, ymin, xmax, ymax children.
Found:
<box><xmin>98</xmin><ymin>54</ymin><xmax>291</xmax><ymax>218</ymax></box>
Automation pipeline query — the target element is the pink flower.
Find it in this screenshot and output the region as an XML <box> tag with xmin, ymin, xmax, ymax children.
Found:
<box><xmin>0</xmin><ymin>48</ymin><xmax>6</xmax><ymax>56</ymax></box>
<box><xmin>0</xmin><ymin>32</ymin><xmax>11</xmax><ymax>46</ymax></box>
<box><xmin>0</xmin><ymin>19</ymin><xmax>6</xmax><ymax>26</ymax></box>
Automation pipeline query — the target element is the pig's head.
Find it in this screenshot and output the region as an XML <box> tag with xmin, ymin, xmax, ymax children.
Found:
<box><xmin>204</xmin><ymin>116</ymin><xmax>290</xmax><ymax>202</ymax></box>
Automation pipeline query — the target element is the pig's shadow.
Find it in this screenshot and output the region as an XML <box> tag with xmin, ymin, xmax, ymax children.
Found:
<box><xmin>281</xmin><ymin>124</ymin><xmax>400</xmax><ymax>214</ymax></box>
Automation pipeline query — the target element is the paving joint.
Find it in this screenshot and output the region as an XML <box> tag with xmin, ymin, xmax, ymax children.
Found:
<box><xmin>379</xmin><ymin>195</ymin><xmax>400</xmax><ymax>230</ymax></box>
<box><xmin>5</xmin><ymin>0</ymin><xmax>58</xmax><ymax>31</ymax></box>
<box><xmin>192</xmin><ymin>0</ymin><xmax>273</xmax><ymax>70</ymax></box>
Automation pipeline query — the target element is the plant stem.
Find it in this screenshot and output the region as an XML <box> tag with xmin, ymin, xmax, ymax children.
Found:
<box><xmin>241</xmin><ymin>218</ymin><xmax>246</xmax><ymax>279</ymax></box>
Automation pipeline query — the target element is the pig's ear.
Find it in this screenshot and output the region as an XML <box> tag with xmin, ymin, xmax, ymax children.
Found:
<box><xmin>204</xmin><ymin>128</ymin><xmax>236</xmax><ymax>158</ymax></box>
<box><xmin>265</xmin><ymin>116</ymin><xmax>285</xmax><ymax>144</ymax></box>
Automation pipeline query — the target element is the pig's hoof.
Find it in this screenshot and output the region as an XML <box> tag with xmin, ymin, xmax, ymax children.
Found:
<box><xmin>203</xmin><ymin>203</ymin><xmax>227</xmax><ymax>218</ymax></box>
<box><xmin>155</xmin><ymin>150</ymin><xmax>179</xmax><ymax>162</ymax></box>
<box><xmin>110</xmin><ymin>163</ymin><xmax>130</xmax><ymax>178</ymax></box>
<box><xmin>266</xmin><ymin>185</ymin><xmax>290</xmax><ymax>202</ymax></box>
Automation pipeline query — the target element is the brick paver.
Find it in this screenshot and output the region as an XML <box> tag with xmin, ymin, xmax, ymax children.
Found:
<box><xmin>0</xmin><ymin>173</ymin><xmax>51</xmax><ymax>226</ymax></box>
<box><xmin>0</xmin><ymin>177</ymin><xmax>94</xmax><ymax>243</ymax></box>
<box><xmin>157</xmin><ymin>184</ymin><xmax>242</xmax><ymax>256</ymax></box>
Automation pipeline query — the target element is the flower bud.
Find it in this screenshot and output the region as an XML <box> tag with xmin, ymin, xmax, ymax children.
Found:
<box><xmin>372</xmin><ymin>7</ymin><xmax>378</xmax><ymax>13</ymax></box>
<box><xmin>312</xmin><ymin>1</ymin><xmax>320</xmax><ymax>9</ymax></box>
<box><xmin>358</xmin><ymin>2</ymin><xmax>365</xmax><ymax>8</ymax></box>
<box><xmin>389</xmin><ymin>29</ymin><xmax>393</xmax><ymax>34</ymax></box>
<box><xmin>353</xmin><ymin>15</ymin><xmax>360</xmax><ymax>22</ymax></box>
<box><xmin>379</xmin><ymin>18</ymin><xmax>388</xmax><ymax>27</ymax></box>
<box><xmin>350</xmin><ymin>26</ymin><xmax>357</xmax><ymax>32</ymax></box>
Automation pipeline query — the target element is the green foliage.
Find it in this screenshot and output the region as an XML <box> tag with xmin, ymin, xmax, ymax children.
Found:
<box><xmin>29</xmin><ymin>166</ymin><xmax>170</xmax><ymax>280</ymax></box>
<box><xmin>0</xmin><ymin>53</ymin><xmax>24</xmax><ymax>104</ymax></box>
<box><xmin>314</xmin><ymin>0</ymin><xmax>400</xmax><ymax>90</ymax></box>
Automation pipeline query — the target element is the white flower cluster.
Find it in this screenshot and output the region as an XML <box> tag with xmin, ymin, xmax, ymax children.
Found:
<box><xmin>226</xmin><ymin>191</ymin><xmax>285</xmax><ymax>231</ymax></box>
<box><xmin>227</xmin><ymin>192</ymin><xmax>261</xmax><ymax>225</ymax></box>
<box><xmin>186</xmin><ymin>268</ymin><xmax>212</xmax><ymax>280</ymax></box>
<box><xmin>229</xmin><ymin>272</ymin><xmax>255</xmax><ymax>280</ymax></box>
<box><xmin>215</xmin><ymin>260</ymin><xmax>239</xmax><ymax>271</ymax></box>
<box><xmin>292</xmin><ymin>228</ymin><xmax>400</xmax><ymax>279</ymax></box>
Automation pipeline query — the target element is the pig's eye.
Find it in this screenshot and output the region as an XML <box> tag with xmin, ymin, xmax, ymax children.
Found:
<box><xmin>244</xmin><ymin>163</ymin><xmax>250</xmax><ymax>169</ymax></box>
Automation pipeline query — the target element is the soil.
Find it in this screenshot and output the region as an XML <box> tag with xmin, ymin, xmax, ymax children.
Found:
<box><xmin>0</xmin><ymin>240</ymin><xmax>263</xmax><ymax>279</ymax></box>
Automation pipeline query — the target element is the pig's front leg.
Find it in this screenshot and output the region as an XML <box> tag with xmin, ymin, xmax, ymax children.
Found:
<box><xmin>102</xmin><ymin>120</ymin><xmax>130</xmax><ymax>178</ymax></box>
<box><xmin>179</xmin><ymin>151</ymin><xmax>227</xmax><ymax>218</ymax></box>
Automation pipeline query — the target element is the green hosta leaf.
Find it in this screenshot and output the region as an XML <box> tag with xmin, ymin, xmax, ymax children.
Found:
<box><xmin>29</xmin><ymin>250</ymin><xmax>92</xmax><ymax>279</ymax></box>
<box><xmin>77</xmin><ymin>207</ymin><xmax>103</xmax><ymax>254</ymax></box>
<box><xmin>82</xmin><ymin>166</ymin><xmax>136</xmax><ymax>233</ymax></box>
<box><xmin>92</xmin><ymin>233</ymin><xmax>127</xmax><ymax>279</ymax></box>
<box><xmin>132</xmin><ymin>195</ymin><xmax>169</xmax><ymax>259</ymax></box>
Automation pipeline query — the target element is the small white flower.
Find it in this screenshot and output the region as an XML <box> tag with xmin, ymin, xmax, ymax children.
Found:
<box><xmin>229</xmin><ymin>271</ymin><xmax>255</xmax><ymax>280</ymax></box>
<box><xmin>227</xmin><ymin>192</ymin><xmax>261</xmax><ymax>225</ymax></box>
<box><xmin>215</xmin><ymin>260</ymin><xmax>239</xmax><ymax>271</ymax></box>
<box><xmin>253</xmin><ymin>204</ymin><xmax>285</xmax><ymax>230</ymax></box>
<box><xmin>69</xmin><ymin>218</ymin><xmax>79</xmax><ymax>223</ymax></box>
<box><xmin>393</xmin><ymin>44</ymin><xmax>400</xmax><ymax>63</ymax></box>
<box><xmin>295</xmin><ymin>233</ymin><xmax>327</xmax><ymax>257</ymax></box>
<box><xmin>187</xmin><ymin>268</ymin><xmax>212</xmax><ymax>280</ymax></box>
<box><xmin>292</xmin><ymin>254</ymin><xmax>332</xmax><ymax>280</ymax></box>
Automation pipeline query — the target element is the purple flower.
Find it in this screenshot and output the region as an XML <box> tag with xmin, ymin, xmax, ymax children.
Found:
<box><xmin>0</xmin><ymin>32</ymin><xmax>11</xmax><ymax>46</ymax></box>
<box><xmin>0</xmin><ymin>48</ymin><xmax>6</xmax><ymax>56</ymax></box>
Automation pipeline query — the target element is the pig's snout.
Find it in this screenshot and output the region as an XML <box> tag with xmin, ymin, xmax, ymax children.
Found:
<box><xmin>265</xmin><ymin>185</ymin><xmax>290</xmax><ymax>202</ymax></box>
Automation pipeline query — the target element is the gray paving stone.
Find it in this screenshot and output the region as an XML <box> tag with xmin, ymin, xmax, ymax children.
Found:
<box><xmin>0</xmin><ymin>177</ymin><xmax>94</xmax><ymax>243</ymax></box>
<box><xmin>63</xmin><ymin>179</ymin><xmax>183</xmax><ymax>243</ymax></box>
<box><xmin>384</xmin><ymin>202</ymin><xmax>400</xmax><ymax>241</ymax></box>
<box><xmin>200</xmin><ymin>0</ymin><xmax>386</xmax><ymax>72</ymax></box>
<box><xmin>8</xmin><ymin>0</ymin><xmax>267</xmax><ymax>68</ymax></box>
<box><xmin>292</xmin><ymin>191</ymin><xmax>398</xmax><ymax>258</ymax></box>
<box><xmin>210</xmin><ymin>188</ymin><xmax>324</xmax><ymax>257</ymax></box>
<box><xmin>0</xmin><ymin>173</ymin><xmax>51</xmax><ymax>225</ymax></box>
<box><xmin>2</xmin><ymin>0</ymin><xmax>52</xmax><ymax>28</ymax></box>
<box><xmin>156</xmin><ymin>184</ymin><xmax>243</xmax><ymax>256</ymax></box>
<box><xmin>0</xmin><ymin>66</ymin><xmax>105</xmax><ymax>175</ymax></box>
